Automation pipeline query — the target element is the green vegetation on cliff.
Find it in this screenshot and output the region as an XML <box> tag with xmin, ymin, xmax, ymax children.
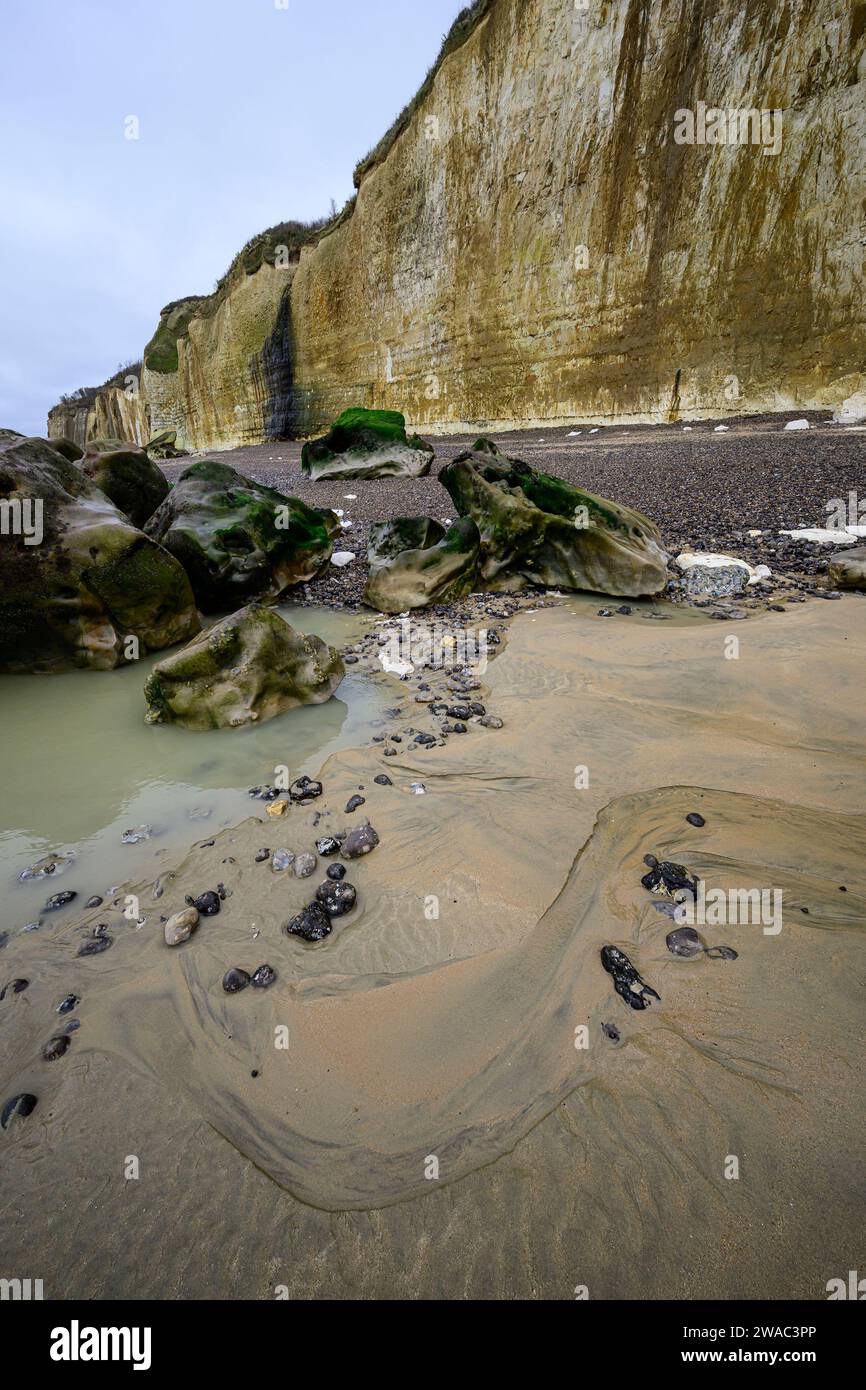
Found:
<box><xmin>352</xmin><ymin>0</ymin><xmax>496</xmax><ymax>187</ymax></box>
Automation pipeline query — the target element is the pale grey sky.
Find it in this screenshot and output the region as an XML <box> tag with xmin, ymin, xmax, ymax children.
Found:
<box><xmin>0</xmin><ymin>0</ymin><xmax>465</xmax><ymax>435</ymax></box>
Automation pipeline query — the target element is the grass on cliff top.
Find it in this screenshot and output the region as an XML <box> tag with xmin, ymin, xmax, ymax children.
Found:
<box><xmin>57</xmin><ymin>360</ymin><xmax>143</xmax><ymax>408</ymax></box>
<box><xmin>352</xmin><ymin>0</ymin><xmax>496</xmax><ymax>188</ymax></box>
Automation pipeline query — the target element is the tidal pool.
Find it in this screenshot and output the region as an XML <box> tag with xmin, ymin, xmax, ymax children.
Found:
<box><xmin>0</xmin><ymin>605</ymin><xmax>385</xmax><ymax>931</ymax></box>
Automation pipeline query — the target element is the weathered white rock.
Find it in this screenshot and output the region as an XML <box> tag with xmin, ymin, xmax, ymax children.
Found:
<box><xmin>165</xmin><ymin>907</ymin><xmax>199</xmax><ymax>947</ymax></box>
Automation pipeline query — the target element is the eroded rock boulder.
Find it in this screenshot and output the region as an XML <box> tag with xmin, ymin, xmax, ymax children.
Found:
<box><xmin>440</xmin><ymin>440</ymin><xmax>669</xmax><ymax>597</ymax></box>
<box><xmin>143</xmin><ymin>602</ymin><xmax>345</xmax><ymax>729</ymax></box>
<box><xmin>364</xmin><ymin>516</ymin><xmax>481</xmax><ymax>613</ymax></box>
<box><xmin>828</xmin><ymin>545</ymin><xmax>866</xmax><ymax>591</ymax></box>
<box><xmin>0</xmin><ymin>434</ymin><xmax>200</xmax><ymax>673</ymax></box>
<box><xmin>145</xmin><ymin>429</ymin><xmax>188</xmax><ymax>461</ymax></box>
<box><xmin>79</xmin><ymin>438</ymin><xmax>170</xmax><ymax>527</ymax></box>
<box><xmin>301</xmin><ymin>408</ymin><xmax>434</xmax><ymax>481</ymax></box>
<box><xmin>144</xmin><ymin>460</ymin><xmax>335</xmax><ymax>611</ymax></box>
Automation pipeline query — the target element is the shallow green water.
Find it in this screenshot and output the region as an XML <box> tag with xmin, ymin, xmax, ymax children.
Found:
<box><xmin>0</xmin><ymin>606</ymin><xmax>384</xmax><ymax>931</ymax></box>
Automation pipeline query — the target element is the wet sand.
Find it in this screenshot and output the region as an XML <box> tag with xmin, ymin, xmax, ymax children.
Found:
<box><xmin>2</xmin><ymin>595</ymin><xmax>864</xmax><ymax>1298</ymax></box>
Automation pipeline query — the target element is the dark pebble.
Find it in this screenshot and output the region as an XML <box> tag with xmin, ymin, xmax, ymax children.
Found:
<box><xmin>222</xmin><ymin>968</ymin><xmax>251</xmax><ymax>994</ymax></box>
<box><xmin>601</xmin><ymin>1022</ymin><xmax>620</xmax><ymax>1042</ymax></box>
<box><xmin>85</xmin><ymin>896</ymin><xmax>103</xmax><ymax>909</ymax></box>
<box><xmin>42</xmin><ymin>1035</ymin><xmax>71</xmax><ymax>1061</ymax></box>
<box><xmin>45</xmin><ymin>891</ymin><xmax>77</xmax><ymax>911</ymax></box>
<box><xmin>327</xmin><ymin>863</ymin><xmax>347</xmax><ymax>881</ymax></box>
<box><xmin>345</xmin><ymin>795</ymin><xmax>366</xmax><ymax>813</ymax></box>
<box><xmin>77</xmin><ymin>935</ymin><xmax>113</xmax><ymax>957</ymax></box>
<box><xmin>666</xmin><ymin>927</ymin><xmax>703</xmax><ymax>958</ymax></box>
<box><xmin>289</xmin><ymin>776</ymin><xmax>323</xmax><ymax>803</ymax></box>
<box><xmin>686</xmin><ymin>812</ymin><xmax>706</xmax><ymax>827</ymax></box>
<box><xmin>185</xmin><ymin>891</ymin><xmax>220</xmax><ymax>916</ymax></box>
<box><xmin>255</xmin><ymin>849</ymin><xmax>271</xmax><ymax>863</ymax></box>
<box><xmin>0</xmin><ymin>979</ymin><xmax>29</xmax><ymax>1000</ymax></box>
<box><xmin>1</xmin><ymin>1093</ymin><xmax>38</xmax><ymax>1129</ymax></box>
<box><xmin>57</xmin><ymin>994</ymin><xmax>80</xmax><ymax>1014</ymax></box>
<box><xmin>374</xmin><ymin>775</ymin><xmax>393</xmax><ymax>786</ymax></box>
<box><xmin>285</xmin><ymin>902</ymin><xmax>333</xmax><ymax>943</ymax></box>
<box><xmin>315</xmin><ymin>880</ymin><xmax>357</xmax><ymax>918</ymax></box>
<box><xmin>251</xmin><ymin>964</ymin><xmax>277</xmax><ymax>989</ymax></box>
<box><xmin>316</xmin><ymin>837</ymin><xmax>342</xmax><ymax>857</ymax></box>
<box><xmin>341</xmin><ymin>824</ymin><xmax>380</xmax><ymax>859</ymax></box>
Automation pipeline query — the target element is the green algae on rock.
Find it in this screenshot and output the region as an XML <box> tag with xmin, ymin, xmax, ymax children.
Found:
<box><xmin>0</xmin><ymin>434</ymin><xmax>200</xmax><ymax>673</ymax></box>
<box><xmin>301</xmin><ymin>408</ymin><xmax>434</xmax><ymax>481</ymax></box>
<box><xmin>144</xmin><ymin>459</ymin><xmax>335</xmax><ymax>612</ymax></box>
<box><xmin>440</xmin><ymin>440</ymin><xmax>669</xmax><ymax>598</ymax></box>
<box><xmin>364</xmin><ymin>516</ymin><xmax>481</xmax><ymax>613</ymax></box>
<box><xmin>79</xmin><ymin>437</ymin><xmax>170</xmax><ymax>527</ymax></box>
<box><xmin>143</xmin><ymin>602</ymin><xmax>345</xmax><ymax>730</ymax></box>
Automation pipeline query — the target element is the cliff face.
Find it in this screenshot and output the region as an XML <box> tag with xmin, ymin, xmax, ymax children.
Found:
<box><xmin>143</xmin><ymin>264</ymin><xmax>299</xmax><ymax>452</ymax></box>
<box><xmin>291</xmin><ymin>0</ymin><xmax>866</xmax><ymax>431</ymax></box>
<box><xmin>48</xmin><ymin>384</ymin><xmax>150</xmax><ymax>448</ymax></box>
<box><xmin>49</xmin><ymin>0</ymin><xmax>866</xmax><ymax>445</ymax></box>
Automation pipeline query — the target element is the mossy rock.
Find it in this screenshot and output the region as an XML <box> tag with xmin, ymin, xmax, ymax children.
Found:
<box><xmin>439</xmin><ymin>441</ymin><xmax>669</xmax><ymax>598</ymax></box>
<box><xmin>144</xmin><ymin>459</ymin><xmax>334</xmax><ymax>612</ymax></box>
<box><xmin>144</xmin><ymin>602</ymin><xmax>345</xmax><ymax>730</ymax></box>
<box><xmin>364</xmin><ymin>516</ymin><xmax>481</xmax><ymax>613</ymax></box>
<box><xmin>145</xmin><ymin>429</ymin><xmax>188</xmax><ymax>462</ymax></box>
<box><xmin>45</xmin><ymin>436</ymin><xmax>84</xmax><ymax>463</ymax></box>
<box><xmin>828</xmin><ymin>546</ymin><xmax>866</xmax><ymax>591</ymax></box>
<box><xmin>301</xmin><ymin>408</ymin><xmax>434</xmax><ymax>481</ymax></box>
<box><xmin>0</xmin><ymin>435</ymin><xmax>200</xmax><ymax>673</ymax></box>
<box><xmin>80</xmin><ymin>438</ymin><xmax>170</xmax><ymax>527</ymax></box>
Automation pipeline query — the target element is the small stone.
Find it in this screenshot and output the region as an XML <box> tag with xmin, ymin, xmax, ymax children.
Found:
<box><xmin>19</xmin><ymin>852</ymin><xmax>76</xmax><ymax>881</ymax></box>
<box><xmin>315</xmin><ymin>838</ymin><xmax>341</xmax><ymax>857</ymax></box>
<box><xmin>255</xmin><ymin>848</ymin><xmax>271</xmax><ymax>863</ymax></box>
<box><xmin>315</xmin><ymin>880</ymin><xmax>357</xmax><ymax>918</ymax></box>
<box><xmin>77</xmin><ymin>935</ymin><xmax>113</xmax><ymax>957</ymax></box>
<box><xmin>185</xmin><ymin>890</ymin><xmax>220</xmax><ymax>916</ymax></box>
<box><xmin>294</xmin><ymin>852</ymin><xmax>317</xmax><ymax>878</ymax></box>
<box><xmin>601</xmin><ymin>1022</ymin><xmax>620</xmax><ymax>1042</ymax></box>
<box><xmin>0</xmin><ymin>979</ymin><xmax>29</xmax><ymax>1000</ymax></box>
<box><xmin>289</xmin><ymin>776</ymin><xmax>323</xmax><ymax>803</ymax></box>
<box><xmin>223</xmin><ymin>968</ymin><xmax>251</xmax><ymax>993</ymax></box>
<box><xmin>410</xmin><ymin>782</ymin><xmax>426</xmax><ymax>795</ymax></box>
<box><xmin>272</xmin><ymin>849</ymin><xmax>294</xmax><ymax>873</ymax></box>
<box><xmin>1</xmin><ymin>1093</ymin><xmax>38</xmax><ymax>1129</ymax></box>
<box><xmin>341</xmin><ymin>825</ymin><xmax>380</xmax><ymax>859</ymax></box>
<box><xmin>84</xmin><ymin>895</ymin><xmax>103</xmax><ymax>909</ymax></box>
<box><xmin>374</xmin><ymin>774</ymin><xmax>393</xmax><ymax>786</ymax></box>
<box><xmin>480</xmin><ymin>715</ymin><xmax>504</xmax><ymax>729</ymax></box>
<box><xmin>266</xmin><ymin>799</ymin><xmax>290</xmax><ymax>819</ymax></box>
<box><xmin>251</xmin><ymin>963</ymin><xmax>277</xmax><ymax>989</ymax></box>
<box><xmin>45</xmin><ymin>891</ymin><xmax>77</xmax><ymax>912</ymax></box>
<box><xmin>285</xmin><ymin>902</ymin><xmax>333</xmax><ymax>943</ymax></box>
<box><xmin>686</xmin><ymin>812</ymin><xmax>706</xmax><ymax>827</ymax></box>
<box><xmin>666</xmin><ymin>927</ymin><xmax>704</xmax><ymax>957</ymax></box>
<box><xmin>42</xmin><ymin>1034</ymin><xmax>71</xmax><ymax>1061</ymax></box>
<box><xmin>121</xmin><ymin>824</ymin><xmax>152</xmax><ymax>844</ymax></box>
<box><xmin>164</xmin><ymin>907</ymin><xmax>199</xmax><ymax>947</ymax></box>
<box><xmin>327</xmin><ymin>863</ymin><xmax>347</xmax><ymax>881</ymax></box>
<box><xmin>345</xmin><ymin>795</ymin><xmax>366</xmax><ymax>813</ymax></box>
<box><xmin>57</xmin><ymin>994</ymin><xmax>80</xmax><ymax>1014</ymax></box>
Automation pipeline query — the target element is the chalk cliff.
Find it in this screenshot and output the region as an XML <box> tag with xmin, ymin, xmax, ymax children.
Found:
<box><xmin>49</xmin><ymin>0</ymin><xmax>866</xmax><ymax>447</ymax></box>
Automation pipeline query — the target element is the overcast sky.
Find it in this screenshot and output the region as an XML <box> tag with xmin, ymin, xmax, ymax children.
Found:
<box><xmin>0</xmin><ymin>0</ymin><xmax>465</xmax><ymax>435</ymax></box>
